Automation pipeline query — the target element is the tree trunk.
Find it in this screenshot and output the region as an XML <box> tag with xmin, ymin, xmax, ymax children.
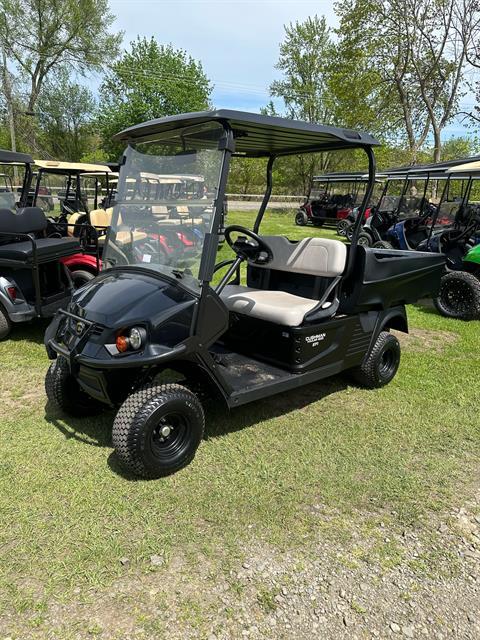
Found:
<box><xmin>2</xmin><ymin>48</ymin><xmax>18</xmax><ymax>183</ymax></box>
<box><xmin>432</xmin><ymin>128</ymin><xmax>442</xmax><ymax>163</ymax></box>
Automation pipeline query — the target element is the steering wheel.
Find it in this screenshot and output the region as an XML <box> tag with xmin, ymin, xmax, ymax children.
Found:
<box><xmin>224</xmin><ymin>225</ymin><xmax>273</xmax><ymax>265</ymax></box>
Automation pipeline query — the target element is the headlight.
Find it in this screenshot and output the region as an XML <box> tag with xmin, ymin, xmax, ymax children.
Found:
<box><xmin>114</xmin><ymin>326</ymin><xmax>146</xmax><ymax>354</ymax></box>
<box><xmin>129</xmin><ymin>327</ymin><xmax>144</xmax><ymax>350</ymax></box>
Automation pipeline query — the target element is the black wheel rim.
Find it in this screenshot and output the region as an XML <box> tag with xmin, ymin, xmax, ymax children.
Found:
<box><xmin>150</xmin><ymin>412</ymin><xmax>189</xmax><ymax>462</ymax></box>
<box><xmin>379</xmin><ymin>347</ymin><xmax>397</xmax><ymax>377</ymax></box>
<box><xmin>442</xmin><ymin>280</ymin><xmax>475</xmax><ymax>315</ymax></box>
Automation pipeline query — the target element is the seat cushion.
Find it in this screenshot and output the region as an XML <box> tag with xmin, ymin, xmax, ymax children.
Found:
<box><xmin>258</xmin><ymin>236</ymin><xmax>347</xmax><ymax>277</ymax></box>
<box><xmin>220</xmin><ymin>285</ymin><xmax>318</xmax><ymax>326</ymax></box>
<box><xmin>0</xmin><ymin>236</ymin><xmax>80</xmax><ymax>262</ymax></box>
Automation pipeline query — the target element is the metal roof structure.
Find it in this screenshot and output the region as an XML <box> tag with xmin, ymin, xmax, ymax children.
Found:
<box><xmin>34</xmin><ymin>160</ymin><xmax>113</xmax><ymax>175</ymax></box>
<box><xmin>114</xmin><ymin>110</ymin><xmax>380</xmax><ymax>157</ymax></box>
<box><xmin>0</xmin><ymin>149</ymin><xmax>34</xmax><ymax>165</ymax></box>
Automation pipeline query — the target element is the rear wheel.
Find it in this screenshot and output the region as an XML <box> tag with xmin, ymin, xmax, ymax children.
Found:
<box><xmin>373</xmin><ymin>240</ymin><xmax>394</xmax><ymax>249</ymax></box>
<box><xmin>70</xmin><ymin>269</ymin><xmax>95</xmax><ymax>289</ymax></box>
<box><xmin>351</xmin><ymin>331</ymin><xmax>401</xmax><ymax>389</ymax></box>
<box><xmin>45</xmin><ymin>357</ymin><xmax>104</xmax><ymax>416</ymax></box>
<box><xmin>295</xmin><ymin>211</ymin><xmax>308</xmax><ymax>226</ymax></box>
<box><xmin>433</xmin><ymin>271</ymin><xmax>480</xmax><ymax>320</ymax></box>
<box><xmin>112</xmin><ymin>383</ymin><xmax>205</xmax><ymax>478</ymax></box>
<box><xmin>0</xmin><ymin>303</ymin><xmax>11</xmax><ymax>341</ymax></box>
<box><xmin>336</xmin><ymin>219</ymin><xmax>350</xmax><ymax>237</ymax></box>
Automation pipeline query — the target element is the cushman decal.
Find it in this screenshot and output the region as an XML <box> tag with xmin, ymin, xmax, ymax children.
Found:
<box><xmin>305</xmin><ymin>333</ymin><xmax>326</xmax><ymax>347</ymax></box>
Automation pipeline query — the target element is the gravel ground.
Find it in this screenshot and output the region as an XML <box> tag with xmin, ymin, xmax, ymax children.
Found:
<box><xmin>4</xmin><ymin>488</ymin><xmax>479</xmax><ymax>639</ymax></box>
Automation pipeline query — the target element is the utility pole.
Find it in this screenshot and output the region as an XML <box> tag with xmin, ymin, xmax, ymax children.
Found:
<box><xmin>2</xmin><ymin>46</ymin><xmax>18</xmax><ymax>183</ymax></box>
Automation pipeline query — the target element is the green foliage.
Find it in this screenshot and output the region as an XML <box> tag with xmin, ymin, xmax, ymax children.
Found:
<box><xmin>333</xmin><ymin>0</ymin><xmax>471</xmax><ymax>161</ymax></box>
<box><xmin>268</xmin><ymin>16</ymin><xmax>337</xmax><ymax>195</ymax></box>
<box><xmin>270</xmin><ymin>15</ymin><xmax>334</xmax><ymax>123</ymax></box>
<box><xmin>0</xmin><ymin>0</ymin><xmax>122</xmax><ymax>111</ymax></box>
<box><xmin>97</xmin><ymin>37</ymin><xmax>213</xmax><ymax>159</ymax></box>
<box><xmin>37</xmin><ymin>69</ymin><xmax>97</xmax><ymax>161</ymax></box>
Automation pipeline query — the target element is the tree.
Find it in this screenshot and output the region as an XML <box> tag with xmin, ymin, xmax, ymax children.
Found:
<box><xmin>37</xmin><ymin>68</ymin><xmax>97</xmax><ymax>161</ymax></box>
<box><xmin>97</xmin><ymin>37</ymin><xmax>213</xmax><ymax>158</ymax></box>
<box><xmin>334</xmin><ymin>0</ymin><xmax>477</xmax><ymax>162</ymax></box>
<box><xmin>0</xmin><ymin>0</ymin><xmax>121</xmax><ymax>114</ymax></box>
<box><xmin>269</xmin><ymin>16</ymin><xmax>335</xmax><ymax>196</ymax></box>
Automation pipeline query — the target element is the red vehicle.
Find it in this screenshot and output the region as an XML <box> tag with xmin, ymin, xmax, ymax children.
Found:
<box><xmin>295</xmin><ymin>172</ymin><xmax>370</xmax><ymax>228</ymax></box>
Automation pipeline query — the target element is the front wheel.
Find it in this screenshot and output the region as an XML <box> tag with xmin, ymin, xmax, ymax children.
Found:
<box><xmin>112</xmin><ymin>384</ymin><xmax>205</xmax><ymax>478</ymax></box>
<box><xmin>45</xmin><ymin>357</ymin><xmax>104</xmax><ymax>416</ymax></box>
<box><xmin>351</xmin><ymin>331</ymin><xmax>401</xmax><ymax>389</ymax></box>
<box><xmin>295</xmin><ymin>211</ymin><xmax>308</xmax><ymax>226</ymax></box>
<box><xmin>433</xmin><ymin>271</ymin><xmax>480</xmax><ymax>320</ymax></box>
<box><xmin>336</xmin><ymin>219</ymin><xmax>350</xmax><ymax>237</ymax></box>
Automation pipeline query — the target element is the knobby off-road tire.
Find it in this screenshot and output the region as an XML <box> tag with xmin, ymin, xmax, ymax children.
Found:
<box><xmin>112</xmin><ymin>383</ymin><xmax>205</xmax><ymax>479</ymax></box>
<box><xmin>351</xmin><ymin>331</ymin><xmax>401</xmax><ymax>389</ymax></box>
<box><xmin>0</xmin><ymin>303</ymin><xmax>11</xmax><ymax>341</ymax></box>
<box><xmin>45</xmin><ymin>356</ymin><xmax>104</xmax><ymax>417</ymax></box>
<box><xmin>433</xmin><ymin>271</ymin><xmax>480</xmax><ymax>320</ymax></box>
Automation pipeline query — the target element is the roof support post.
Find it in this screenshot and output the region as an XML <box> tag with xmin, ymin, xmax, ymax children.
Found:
<box><xmin>346</xmin><ymin>145</ymin><xmax>376</xmax><ymax>276</ymax></box>
<box><xmin>253</xmin><ymin>154</ymin><xmax>275</xmax><ymax>234</ymax></box>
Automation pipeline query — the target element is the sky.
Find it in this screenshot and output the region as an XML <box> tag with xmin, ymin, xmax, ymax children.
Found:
<box><xmin>105</xmin><ymin>0</ymin><xmax>472</xmax><ymax>139</ymax></box>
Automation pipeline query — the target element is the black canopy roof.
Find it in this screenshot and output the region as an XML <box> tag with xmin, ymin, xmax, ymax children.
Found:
<box><xmin>383</xmin><ymin>155</ymin><xmax>480</xmax><ymax>177</ymax></box>
<box><xmin>114</xmin><ymin>110</ymin><xmax>380</xmax><ymax>157</ymax></box>
<box><xmin>0</xmin><ymin>149</ymin><xmax>33</xmax><ymax>165</ymax></box>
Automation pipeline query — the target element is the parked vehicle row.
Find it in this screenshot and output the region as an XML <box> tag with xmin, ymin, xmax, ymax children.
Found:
<box><xmin>296</xmin><ymin>156</ymin><xmax>480</xmax><ymax>321</ymax></box>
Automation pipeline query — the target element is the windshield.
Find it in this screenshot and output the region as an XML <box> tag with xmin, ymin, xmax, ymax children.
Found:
<box><xmin>103</xmin><ymin>122</ymin><xmax>225</xmax><ymax>291</ymax></box>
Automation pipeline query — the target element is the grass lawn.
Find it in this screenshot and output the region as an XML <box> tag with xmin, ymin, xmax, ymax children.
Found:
<box><xmin>0</xmin><ymin>209</ymin><xmax>479</xmax><ymax>637</ymax></box>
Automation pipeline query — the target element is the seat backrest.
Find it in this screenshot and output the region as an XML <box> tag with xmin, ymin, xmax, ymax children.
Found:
<box><xmin>152</xmin><ymin>205</ymin><xmax>169</xmax><ymax>217</ymax></box>
<box><xmin>67</xmin><ymin>211</ymin><xmax>85</xmax><ymax>237</ymax></box>
<box><xmin>0</xmin><ymin>206</ymin><xmax>47</xmax><ymax>234</ymax></box>
<box><xmin>259</xmin><ymin>236</ymin><xmax>347</xmax><ymax>277</ymax></box>
<box><xmin>89</xmin><ymin>208</ymin><xmax>112</xmax><ymax>228</ymax></box>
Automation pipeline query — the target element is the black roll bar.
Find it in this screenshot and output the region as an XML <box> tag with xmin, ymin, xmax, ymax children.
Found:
<box><xmin>253</xmin><ymin>155</ymin><xmax>275</xmax><ymax>234</ymax></box>
<box><xmin>344</xmin><ymin>145</ymin><xmax>376</xmax><ymax>277</ymax></box>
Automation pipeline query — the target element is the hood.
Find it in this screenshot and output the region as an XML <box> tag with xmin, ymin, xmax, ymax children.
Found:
<box><xmin>464</xmin><ymin>243</ymin><xmax>480</xmax><ymax>265</ymax></box>
<box><xmin>69</xmin><ymin>269</ymin><xmax>196</xmax><ymax>327</ymax></box>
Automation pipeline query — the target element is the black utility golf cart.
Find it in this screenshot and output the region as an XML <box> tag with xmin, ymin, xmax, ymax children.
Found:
<box><xmin>0</xmin><ymin>151</ymin><xmax>83</xmax><ymax>340</ymax></box>
<box><xmin>44</xmin><ymin>110</ymin><xmax>445</xmax><ymax>478</ymax></box>
<box><xmin>421</xmin><ymin>160</ymin><xmax>480</xmax><ymax>320</ymax></box>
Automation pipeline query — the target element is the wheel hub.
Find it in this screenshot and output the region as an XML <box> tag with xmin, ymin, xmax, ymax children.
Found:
<box><xmin>160</xmin><ymin>425</ymin><xmax>172</xmax><ymax>438</ymax></box>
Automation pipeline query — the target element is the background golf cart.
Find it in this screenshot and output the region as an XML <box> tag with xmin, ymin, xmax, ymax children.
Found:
<box><xmin>0</xmin><ymin>151</ymin><xmax>85</xmax><ymax>340</ymax></box>
<box><xmin>45</xmin><ymin>110</ymin><xmax>445</xmax><ymax>480</ymax></box>
<box><xmin>428</xmin><ymin>160</ymin><xmax>480</xmax><ymax>320</ymax></box>
<box><xmin>295</xmin><ymin>172</ymin><xmax>376</xmax><ymax>231</ymax></box>
<box><xmin>356</xmin><ymin>157</ymin><xmax>480</xmax><ymax>249</ymax></box>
